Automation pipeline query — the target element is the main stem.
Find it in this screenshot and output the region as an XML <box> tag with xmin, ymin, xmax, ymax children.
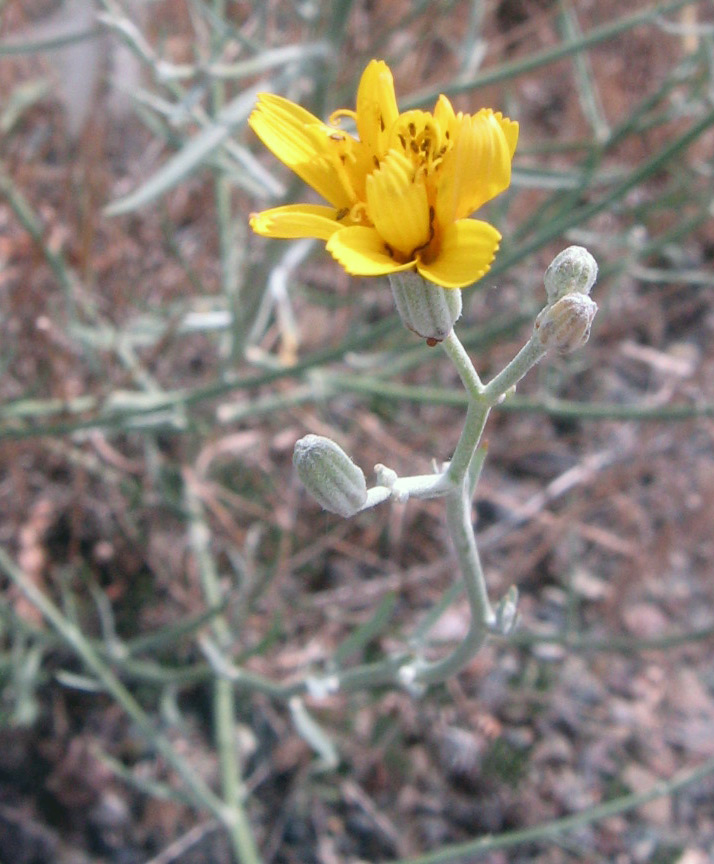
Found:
<box><xmin>415</xmin><ymin>484</ymin><xmax>495</xmax><ymax>684</ymax></box>
<box><xmin>410</xmin><ymin>328</ymin><xmax>545</xmax><ymax>684</ymax></box>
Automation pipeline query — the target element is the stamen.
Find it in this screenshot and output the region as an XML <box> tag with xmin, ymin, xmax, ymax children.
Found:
<box><xmin>329</xmin><ymin>108</ymin><xmax>357</xmax><ymax>125</ymax></box>
<box><xmin>350</xmin><ymin>202</ymin><xmax>369</xmax><ymax>224</ymax></box>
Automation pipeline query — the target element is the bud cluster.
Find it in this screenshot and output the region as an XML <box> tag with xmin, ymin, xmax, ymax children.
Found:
<box><xmin>535</xmin><ymin>246</ymin><xmax>598</xmax><ymax>354</ymax></box>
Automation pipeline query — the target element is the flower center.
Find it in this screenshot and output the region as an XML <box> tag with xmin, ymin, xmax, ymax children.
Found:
<box><xmin>390</xmin><ymin>110</ymin><xmax>450</xmax><ymax>177</ymax></box>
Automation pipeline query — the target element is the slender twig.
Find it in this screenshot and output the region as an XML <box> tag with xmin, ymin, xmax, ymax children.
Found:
<box><xmin>404</xmin><ymin>0</ymin><xmax>701</xmax><ymax>106</ymax></box>
<box><xmin>105</xmin><ymin>616</ymin><xmax>714</xmax><ymax>696</ymax></box>
<box><xmin>183</xmin><ymin>471</ymin><xmax>261</xmax><ymax>864</ymax></box>
<box><xmin>408</xmin><ymin>487</ymin><xmax>494</xmax><ymax>686</ymax></box>
<box><xmin>388</xmin><ymin>751</ymin><xmax>714</xmax><ymax>863</ymax></box>
<box><xmin>0</xmin><ymin>546</ymin><xmax>229</xmax><ymax>823</ymax></box>
<box><xmin>208</xmin><ymin>0</ymin><xmax>245</xmax><ymax>365</ymax></box>
<box><xmin>440</xmin><ymin>330</ymin><xmax>483</xmax><ymax>397</ymax></box>
<box><xmin>6</xmin><ymin>331</ymin><xmax>714</xmax><ymax>441</ymax></box>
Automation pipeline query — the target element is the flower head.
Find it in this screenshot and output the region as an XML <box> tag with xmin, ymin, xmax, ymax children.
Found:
<box><xmin>249</xmin><ymin>60</ymin><xmax>518</xmax><ymax>289</ymax></box>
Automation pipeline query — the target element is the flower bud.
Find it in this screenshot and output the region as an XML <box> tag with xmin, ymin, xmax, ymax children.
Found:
<box><xmin>293</xmin><ymin>434</ymin><xmax>367</xmax><ymax>518</ymax></box>
<box><xmin>534</xmin><ymin>294</ymin><xmax>598</xmax><ymax>354</ymax></box>
<box><xmin>491</xmin><ymin>585</ymin><xmax>519</xmax><ymax>636</ymax></box>
<box><xmin>544</xmin><ymin>246</ymin><xmax>598</xmax><ymax>304</ymax></box>
<box><xmin>389</xmin><ymin>271</ymin><xmax>462</xmax><ymax>344</ymax></box>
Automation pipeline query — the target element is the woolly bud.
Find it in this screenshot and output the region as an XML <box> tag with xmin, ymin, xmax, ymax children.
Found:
<box><xmin>389</xmin><ymin>271</ymin><xmax>462</xmax><ymax>344</ymax></box>
<box><xmin>293</xmin><ymin>434</ymin><xmax>367</xmax><ymax>518</ymax></box>
<box><xmin>534</xmin><ymin>294</ymin><xmax>598</xmax><ymax>354</ymax></box>
<box><xmin>544</xmin><ymin>246</ymin><xmax>598</xmax><ymax>304</ymax></box>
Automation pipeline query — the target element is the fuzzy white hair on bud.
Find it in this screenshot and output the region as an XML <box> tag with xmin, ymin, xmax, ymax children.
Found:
<box><xmin>534</xmin><ymin>293</ymin><xmax>598</xmax><ymax>355</ymax></box>
<box><xmin>389</xmin><ymin>271</ymin><xmax>462</xmax><ymax>343</ymax></box>
<box><xmin>544</xmin><ymin>246</ymin><xmax>598</xmax><ymax>305</ymax></box>
<box><xmin>293</xmin><ymin>434</ymin><xmax>367</xmax><ymax>518</ymax></box>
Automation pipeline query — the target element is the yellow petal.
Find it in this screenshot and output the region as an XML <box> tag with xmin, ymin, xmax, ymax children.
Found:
<box><xmin>433</xmin><ymin>94</ymin><xmax>457</xmax><ymax>135</ymax></box>
<box><xmin>304</xmin><ymin>124</ymin><xmax>373</xmax><ymax>205</ymax></box>
<box><xmin>355</xmin><ymin>60</ymin><xmax>399</xmax><ymax>160</ymax></box>
<box><xmin>495</xmin><ymin>112</ymin><xmax>519</xmax><ymax>158</ymax></box>
<box><xmin>249</xmin><ymin>93</ymin><xmax>352</xmax><ymax>208</ymax></box>
<box><xmin>326</xmin><ymin>226</ymin><xmax>415</xmax><ymax>277</ymax></box>
<box><xmin>416</xmin><ymin>219</ymin><xmax>501</xmax><ymax>289</ymax></box>
<box><xmin>436</xmin><ymin>109</ymin><xmax>514</xmax><ymax>225</ymax></box>
<box><xmin>366</xmin><ymin>151</ymin><xmax>431</xmax><ymax>259</ymax></box>
<box><xmin>250</xmin><ymin>204</ymin><xmax>343</xmax><ymax>240</ymax></box>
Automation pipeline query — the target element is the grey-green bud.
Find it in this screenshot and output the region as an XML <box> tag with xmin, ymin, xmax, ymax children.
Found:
<box><xmin>293</xmin><ymin>434</ymin><xmax>367</xmax><ymax>518</ymax></box>
<box><xmin>389</xmin><ymin>271</ymin><xmax>462</xmax><ymax>343</ymax></box>
<box><xmin>534</xmin><ymin>293</ymin><xmax>598</xmax><ymax>354</ymax></box>
<box><xmin>544</xmin><ymin>246</ymin><xmax>598</xmax><ymax>304</ymax></box>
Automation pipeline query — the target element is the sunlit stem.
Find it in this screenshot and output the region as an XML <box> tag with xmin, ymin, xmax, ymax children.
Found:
<box><xmin>359</xmin><ymin>471</ymin><xmax>453</xmax><ymax>510</ymax></box>
<box><xmin>441</xmin><ymin>329</ymin><xmax>484</xmax><ymax>397</ymax></box>
<box><xmin>468</xmin><ymin>443</ymin><xmax>489</xmax><ymax>499</ymax></box>
<box><xmin>445</xmin><ymin>401</ymin><xmax>490</xmax><ymax>486</ymax></box>
<box><xmin>483</xmin><ymin>334</ymin><xmax>546</xmax><ymax>401</ymax></box>
<box><xmin>413</xmin><ymin>484</ymin><xmax>495</xmax><ymax>684</ymax></box>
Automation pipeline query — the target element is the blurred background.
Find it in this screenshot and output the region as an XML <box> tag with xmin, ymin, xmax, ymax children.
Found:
<box><xmin>1</xmin><ymin>1</ymin><xmax>714</xmax><ymax>862</ymax></box>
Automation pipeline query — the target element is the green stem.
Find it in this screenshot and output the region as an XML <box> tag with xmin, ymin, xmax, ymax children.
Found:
<box><xmin>0</xmin><ymin>170</ymin><xmax>78</xmax><ymax>317</ymax></box>
<box><xmin>209</xmin><ymin>0</ymin><xmax>245</xmax><ymax>363</ymax></box>
<box><xmin>112</xmin><ymin>618</ymin><xmax>714</xmax><ymax>693</ymax></box>
<box><xmin>441</xmin><ymin>330</ymin><xmax>483</xmax><ymax>397</ymax></box>
<box><xmin>445</xmin><ymin>402</ymin><xmax>490</xmax><ymax>486</ymax></box>
<box><xmin>184</xmin><ymin>473</ymin><xmax>261</xmax><ymax>864</ymax></box>
<box><xmin>420</xmin><ymin>328</ymin><xmax>547</xmax><ymax>679</ymax></box>
<box><xmin>445</xmin><ymin>487</ymin><xmax>494</xmax><ymax>628</ymax></box>
<box><xmin>405</xmin><ymin>0</ymin><xmax>701</xmax><ymax>105</ymax></box>
<box><xmin>411</xmin><ymin>486</ymin><xmax>494</xmax><ymax>686</ymax></box>
<box><xmin>483</xmin><ymin>335</ymin><xmax>546</xmax><ymax>401</ymax></box>
<box><xmin>0</xmin><ymin>546</ymin><xmax>229</xmax><ymax>822</ymax></box>
<box><xmin>389</xmin><ymin>751</ymin><xmax>714</xmax><ymax>863</ymax></box>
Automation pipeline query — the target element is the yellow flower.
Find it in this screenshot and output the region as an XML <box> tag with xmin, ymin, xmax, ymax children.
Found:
<box><xmin>249</xmin><ymin>60</ymin><xmax>518</xmax><ymax>289</ymax></box>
